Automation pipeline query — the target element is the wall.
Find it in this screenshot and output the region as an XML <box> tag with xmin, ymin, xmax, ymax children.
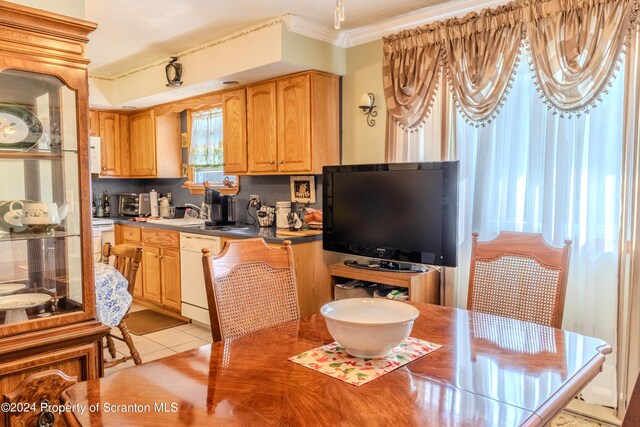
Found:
<box><xmin>7</xmin><ymin>0</ymin><xmax>84</xmax><ymax>18</ymax></box>
<box><xmin>341</xmin><ymin>39</ymin><xmax>386</xmax><ymax>165</ymax></box>
<box><xmin>91</xmin><ymin>175</ymin><xmax>322</xmax><ymax>224</ymax></box>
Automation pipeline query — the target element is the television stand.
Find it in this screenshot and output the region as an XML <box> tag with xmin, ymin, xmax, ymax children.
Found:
<box><xmin>329</xmin><ymin>262</ymin><xmax>440</xmax><ymax>305</ymax></box>
<box><xmin>344</xmin><ymin>259</ymin><xmax>428</xmax><ymax>273</ymax></box>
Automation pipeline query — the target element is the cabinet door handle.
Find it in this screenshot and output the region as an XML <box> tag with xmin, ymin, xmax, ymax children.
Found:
<box><xmin>102</xmin><ymin>167</ymin><xmax>107</xmax><ymax>170</ymax></box>
<box><xmin>279</xmin><ymin>160</ymin><xmax>284</xmax><ymax>164</ymax></box>
<box><xmin>269</xmin><ymin>160</ymin><xmax>275</xmax><ymax>164</ymax></box>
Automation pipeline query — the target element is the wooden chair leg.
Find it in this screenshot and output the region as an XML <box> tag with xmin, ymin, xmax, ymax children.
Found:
<box><xmin>106</xmin><ymin>335</ymin><xmax>117</xmax><ymax>359</ymax></box>
<box><xmin>118</xmin><ymin>320</ymin><xmax>142</xmax><ymax>365</ymax></box>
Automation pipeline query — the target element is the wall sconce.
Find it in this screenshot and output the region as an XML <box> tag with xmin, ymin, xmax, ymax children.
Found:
<box><xmin>359</xmin><ymin>93</ymin><xmax>377</xmax><ymax>127</ymax></box>
<box><xmin>165</xmin><ymin>57</ymin><xmax>183</xmax><ymax>87</ymax></box>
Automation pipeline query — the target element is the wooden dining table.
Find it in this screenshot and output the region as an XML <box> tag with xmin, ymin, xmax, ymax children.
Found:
<box><xmin>61</xmin><ymin>303</ymin><xmax>611</xmax><ymax>426</ymax></box>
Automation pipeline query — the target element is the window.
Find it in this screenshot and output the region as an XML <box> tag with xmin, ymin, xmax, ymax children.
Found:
<box><xmin>185</xmin><ymin>107</ymin><xmax>237</xmax><ymax>194</ymax></box>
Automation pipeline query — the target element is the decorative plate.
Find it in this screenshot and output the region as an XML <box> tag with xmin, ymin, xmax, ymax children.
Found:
<box><xmin>0</xmin><ymin>283</ymin><xmax>26</xmax><ymax>296</ymax></box>
<box><xmin>0</xmin><ymin>293</ymin><xmax>51</xmax><ymax>310</ymax></box>
<box><xmin>0</xmin><ymin>103</ymin><xmax>43</xmax><ymax>150</ymax></box>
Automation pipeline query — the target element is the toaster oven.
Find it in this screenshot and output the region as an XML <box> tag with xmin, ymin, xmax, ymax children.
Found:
<box><xmin>118</xmin><ymin>193</ymin><xmax>151</xmax><ymax>216</ymax></box>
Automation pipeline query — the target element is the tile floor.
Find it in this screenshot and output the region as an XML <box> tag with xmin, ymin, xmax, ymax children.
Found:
<box><xmin>103</xmin><ymin>304</ymin><xmax>213</xmax><ymax>377</ymax></box>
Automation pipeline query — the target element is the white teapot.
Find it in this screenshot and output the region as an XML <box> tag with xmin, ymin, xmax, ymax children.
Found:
<box><xmin>9</xmin><ymin>200</ymin><xmax>70</xmax><ymax>231</ymax></box>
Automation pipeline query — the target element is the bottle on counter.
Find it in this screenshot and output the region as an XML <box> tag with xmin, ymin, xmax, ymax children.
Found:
<box><xmin>92</xmin><ymin>197</ymin><xmax>96</xmax><ymax>217</ymax></box>
<box><xmin>96</xmin><ymin>198</ymin><xmax>104</xmax><ymax>218</ymax></box>
<box><xmin>103</xmin><ymin>190</ymin><xmax>110</xmax><ymax>217</ymax></box>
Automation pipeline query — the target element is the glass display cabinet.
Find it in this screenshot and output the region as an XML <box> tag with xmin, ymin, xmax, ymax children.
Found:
<box><xmin>0</xmin><ymin>3</ymin><xmax>108</xmax><ymax>426</ymax></box>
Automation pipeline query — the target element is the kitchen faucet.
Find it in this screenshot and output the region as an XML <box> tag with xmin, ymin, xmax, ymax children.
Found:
<box><xmin>184</xmin><ymin>203</ymin><xmax>210</xmax><ymax>220</ymax></box>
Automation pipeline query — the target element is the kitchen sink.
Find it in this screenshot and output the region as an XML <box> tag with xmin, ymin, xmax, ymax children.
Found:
<box><xmin>148</xmin><ymin>218</ymin><xmax>207</xmax><ymax>227</ymax></box>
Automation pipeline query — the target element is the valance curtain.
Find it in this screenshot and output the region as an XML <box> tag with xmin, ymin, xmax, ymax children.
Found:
<box><xmin>383</xmin><ymin>0</ymin><xmax>640</xmax><ymax>130</ymax></box>
<box><xmin>189</xmin><ymin>108</ymin><xmax>223</xmax><ymax>167</ymax></box>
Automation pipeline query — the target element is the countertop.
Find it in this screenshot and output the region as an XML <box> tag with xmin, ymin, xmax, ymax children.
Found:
<box><xmin>108</xmin><ymin>217</ymin><xmax>323</xmax><ymax>244</ymax></box>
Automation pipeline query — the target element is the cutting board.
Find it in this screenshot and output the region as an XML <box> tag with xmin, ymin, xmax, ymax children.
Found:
<box><xmin>276</xmin><ymin>229</ymin><xmax>323</xmax><ymax>237</ymax></box>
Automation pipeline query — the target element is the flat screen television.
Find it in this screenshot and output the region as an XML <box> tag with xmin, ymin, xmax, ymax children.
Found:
<box><xmin>323</xmin><ymin>161</ymin><xmax>459</xmax><ymax>267</ymax></box>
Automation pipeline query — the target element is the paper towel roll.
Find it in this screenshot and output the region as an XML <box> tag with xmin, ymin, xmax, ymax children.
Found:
<box><xmin>149</xmin><ymin>189</ymin><xmax>159</xmax><ymax>217</ymax></box>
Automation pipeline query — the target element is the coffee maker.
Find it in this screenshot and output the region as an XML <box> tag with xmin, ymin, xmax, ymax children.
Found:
<box><xmin>204</xmin><ymin>188</ymin><xmax>235</xmax><ymax>226</ymax></box>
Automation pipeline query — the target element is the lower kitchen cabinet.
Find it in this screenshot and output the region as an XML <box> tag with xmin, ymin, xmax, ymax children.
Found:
<box><xmin>160</xmin><ymin>248</ymin><xmax>181</xmax><ymax>311</ymax></box>
<box><xmin>142</xmin><ymin>245</ymin><xmax>163</xmax><ymax>304</ymax></box>
<box><xmin>116</xmin><ymin>225</ymin><xmax>181</xmax><ymax>313</ymax></box>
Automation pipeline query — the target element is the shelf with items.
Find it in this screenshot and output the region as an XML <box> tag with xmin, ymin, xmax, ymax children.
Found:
<box><xmin>328</xmin><ymin>263</ymin><xmax>441</xmax><ymax>305</ymax></box>
<box><xmin>0</xmin><ymin>231</ymin><xmax>80</xmax><ymax>243</ymax></box>
<box><xmin>0</xmin><ymin>234</ymin><xmax>84</xmax><ymax>325</ymax></box>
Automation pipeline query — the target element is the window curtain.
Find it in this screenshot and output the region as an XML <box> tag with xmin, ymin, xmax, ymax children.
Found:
<box><xmin>382</xmin><ymin>0</ymin><xmax>638</xmax><ymax>131</ymax></box>
<box><xmin>616</xmin><ymin>29</ymin><xmax>640</xmax><ymax>416</ymax></box>
<box><xmin>188</xmin><ymin>108</ymin><xmax>223</xmax><ymax>167</ymax></box>
<box><xmin>455</xmin><ymin>53</ymin><xmax>624</xmax><ymax>406</ymax></box>
<box><xmin>382</xmin><ymin>0</ymin><xmax>639</xmax><ymax>408</ymax></box>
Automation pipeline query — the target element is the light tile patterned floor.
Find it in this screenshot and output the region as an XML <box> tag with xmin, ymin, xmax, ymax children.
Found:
<box><xmin>103</xmin><ymin>304</ymin><xmax>213</xmax><ymax>377</ymax></box>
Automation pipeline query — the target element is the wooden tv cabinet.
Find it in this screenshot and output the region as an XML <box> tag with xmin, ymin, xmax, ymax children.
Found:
<box><xmin>329</xmin><ymin>263</ymin><xmax>440</xmax><ymax>304</ymax></box>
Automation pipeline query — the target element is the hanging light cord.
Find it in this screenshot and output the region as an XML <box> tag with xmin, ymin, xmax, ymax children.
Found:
<box><xmin>334</xmin><ymin>0</ymin><xmax>345</xmax><ymax>29</ymax></box>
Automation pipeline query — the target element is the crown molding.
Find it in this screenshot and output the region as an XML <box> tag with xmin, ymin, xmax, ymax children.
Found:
<box><xmin>282</xmin><ymin>14</ymin><xmax>348</xmax><ymax>46</ymax></box>
<box><xmin>340</xmin><ymin>0</ymin><xmax>510</xmax><ymax>48</ymax></box>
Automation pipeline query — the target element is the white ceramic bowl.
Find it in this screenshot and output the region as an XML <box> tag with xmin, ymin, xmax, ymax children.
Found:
<box><xmin>320</xmin><ymin>298</ymin><xmax>419</xmax><ymax>359</ymax></box>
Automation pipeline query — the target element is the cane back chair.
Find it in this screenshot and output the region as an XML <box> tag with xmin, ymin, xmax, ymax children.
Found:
<box><xmin>467</xmin><ymin>232</ymin><xmax>572</xmax><ymax>329</ymax></box>
<box><xmin>202</xmin><ymin>238</ymin><xmax>299</xmax><ymax>341</ymax></box>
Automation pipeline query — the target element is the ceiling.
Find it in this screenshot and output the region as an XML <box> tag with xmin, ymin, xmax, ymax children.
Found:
<box><xmin>85</xmin><ymin>0</ymin><xmax>444</xmax><ymax>77</ymax></box>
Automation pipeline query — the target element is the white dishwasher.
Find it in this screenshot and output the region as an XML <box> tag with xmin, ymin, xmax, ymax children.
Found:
<box><xmin>180</xmin><ymin>232</ymin><xmax>222</xmax><ymax>325</ymax></box>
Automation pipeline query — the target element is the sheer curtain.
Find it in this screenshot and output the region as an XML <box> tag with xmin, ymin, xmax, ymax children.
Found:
<box><xmin>455</xmin><ymin>53</ymin><xmax>624</xmax><ymax>406</ymax></box>
<box><xmin>189</xmin><ymin>108</ymin><xmax>223</xmax><ymax>167</ymax></box>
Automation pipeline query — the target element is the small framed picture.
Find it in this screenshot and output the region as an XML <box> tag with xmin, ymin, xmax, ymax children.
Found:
<box><xmin>290</xmin><ymin>176</ymin><xmax>316</xmax><ymax>204</ymax></box>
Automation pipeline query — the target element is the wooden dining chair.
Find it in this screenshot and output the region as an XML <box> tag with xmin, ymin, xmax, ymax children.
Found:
<box><xmin>102</xmin><ymin>242</ymin><xmax>143</xmax><ymax>369</ymax></box>
<box><xmin>201</xmin><ymin>238</ymin><xmax>299</xmax><ymax>341</ymax></box>
<box><xmin>467</xmin><ymin>231</ymin><xmax>572</xmax><ymax>329</ymax></box>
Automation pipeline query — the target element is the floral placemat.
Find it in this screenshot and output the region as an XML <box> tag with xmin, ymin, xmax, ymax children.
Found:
<box><xmin>288</xmin><ymin>337</ymin><xmax>441</xmax><ymax>386</ymax></box>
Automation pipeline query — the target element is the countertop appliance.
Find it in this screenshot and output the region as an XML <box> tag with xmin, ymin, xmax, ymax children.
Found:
<box><xmin>180</xmin><ymin>232</ymin><xmax>222</xmax><ymax>325</ymax></box>
<box><xmin>118</xmin><ymin>193</ymin><xmax>151</xmax><ymax>217</ymax></box>
<box><xmin>92</xmin><ymin>218</ymin><xmax>115</xmax><ymax>263</ymax></box>
<box><xmin>205</xmin><ymin>188</ymin><xmax>235</xmax><ymax>226</ymax></box>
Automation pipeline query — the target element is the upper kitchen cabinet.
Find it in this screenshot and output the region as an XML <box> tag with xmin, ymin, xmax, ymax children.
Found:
<box><xmin>98</xmin><ymin>111</ymin><xmax>122</xmax><ymax>176</ymax></box>
<box><xmin>247</xmin><ymin>82</ymin><xmax>278</xmax><ymax>173</ymax></box>
<box><xmin>89</xmin><ymin>110</ymin><xmax>100</xmax><ymax>137</ymax></box>
<box><xmin>222</xmin><ymin>89</ymin><xmax>248</xmax><ymax>174</ymax></box>
<box><xmin>244</xmin><ymin>71</ymin><xmax>340</xmax><ymax>175</ymax></box>
<box><xmin>0</xmin><ymin>3</ymin><xmax>107</xmax><ymax>423</ymax></box>
<box><xmin>129</xmin><ymin>110</ymin><xmax>156</xmax><ymax>176</ymax></box>
<box><xmin>130</xmin><ymin>109</ymin><xmax>181</xmax><ymax>178</ymax></box>
<box><xmin>93</xmin><ymin>108</ymin><xmax>181</xmax><ymax>178</ymax></box>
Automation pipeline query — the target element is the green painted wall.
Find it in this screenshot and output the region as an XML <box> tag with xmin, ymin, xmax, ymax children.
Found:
<box><xmin>342</xmin><ymin>39</ymin><xmax>386</xmax><ymax>165</ymax></box>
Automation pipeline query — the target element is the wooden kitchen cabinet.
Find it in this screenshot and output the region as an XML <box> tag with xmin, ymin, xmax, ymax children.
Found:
<box><xmin>115</xmin><ymin>226</ymin><xmax>181</xmax><ymax>311</ymax></box>
<box><xmin>0</xmin><ymin>4</ymin><xmax>108</xmax><ymax>425</ymax></box>
<box><xmin>142</xmin><ymin>245</ymin><xmax>163</xmax><ymax>304</ymax></box>
<box><xmin>277</xmin><ymin>74</ymin><xmax>312</xmax><ymax>172</ymax></box>
<box><xmin>130</xmin><ymin>110</ymin><xmax>156</xmax><ymax>176</ymax></box>
<box><xmin>142</xmin><ymin>229</ymin><xmax>181</xmax><ymax>312</ymax></box>
<box><xmin>222</xmin><ymin>88</ymin><xmax>248</xmax><ymax>174</ymax></box>
<box><xmin>89</xmin><ymin>109</ymin><xmax>100</xmax><ymax>136</ymax></box>
<box><xmin>98</xmin><ymin>111</ymin><xmax>122</xmax><ymax>176</ymax></box>
<box><xmin>160</xmin><ymin>248</ymin><xmax>182</xmax><ymax>311</ymax></box>
<box><xmin>119</xmin><ymin>225</ymin><xmax>143</xmax><ymax>298</ymax></box>
<box><xmin>94</xmin><ymin>110</ymin><xmax>131</xmax><ymax>177</ymax></box>
<box><xmin>244</xmin><ymin>71</ymin><xmax>340</xmax><ymax>175</ymax></box>
<box><xmin>247</xmin><ymin>82</ymin><xmax>278</xmax><ymax>173</ymax></box>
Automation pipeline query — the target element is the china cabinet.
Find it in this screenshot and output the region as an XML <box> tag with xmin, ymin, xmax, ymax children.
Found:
<box><xmin>0</xmin><ymin>2</ymin><xmax>108</xmax><ymax>426</ymax></box>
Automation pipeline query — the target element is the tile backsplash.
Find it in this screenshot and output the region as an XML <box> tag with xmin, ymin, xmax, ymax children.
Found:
<box><xmin>91</xmin><ymin>175</ymin><xmax>322</xmax><ymax>223</ymax></box>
